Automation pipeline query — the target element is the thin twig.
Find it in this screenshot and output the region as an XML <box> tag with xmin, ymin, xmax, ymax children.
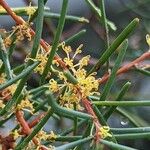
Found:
<box><xmin>15</xmin><ymin>110</ymin><xmax>48</xmax><ymax>150</ymax></box>
<box><xmin>99</xmin><ymin>51</ymin><xmax>150</xmax><ymax>84</ymax></box>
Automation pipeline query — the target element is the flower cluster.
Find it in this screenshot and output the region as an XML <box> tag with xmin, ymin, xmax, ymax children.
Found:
<box><xmin>36</xmin><ymin>130</ymin><xmax>57</xmax><ymax>142</ymax></box>
<box><xmin>3</xmin><ymin>36</ymin><xmax>12</xmax><ymax>48</ymax></box>
<box><xmin>11</xmin><ymin>129</ymin><xmax>21</xmax><ymax>140</ymax></box>
<box><xmin>0</xmin><ymin>73</ymin><xmax>17</xmax><ymax>102</ymax></box>
<box><xmin>0</xmin><ymin>73</ymin><xmax>6</xmax><ymax>84</ymax></box>
<box><xmin>98</xmin><ymin>126</ymin><xmax>112</xmax><ymax>139</ymax></box>
<box><xmin>16</xmin><ymin>96</ymin><xmax>34</xmax><ymax>113</ymax></box>
<box><xmin>0</xmin><ymin>100</ymin><xmax>5</xmax><ymax>108</ymax></box>
<box><xmin>49</xmin><ymin>79</ymin><xmax>59</xmax><ymax>92</ymax></box>
<box><xmin>12</xmin><ymin>22</ymin><xmax>32</xmax><ymax>41</ymax></box>
<box><xmin>59</xmin><ymin>86</ymin><xmax>82</xmax><ymax>110</ymax></box>
<box><xmin>3</xmin><ymin>22</ymin><xmax>32</xmax><ymax>48</ymax></box>
<box><xmin>26</xmin><ymin>50</ymin><xmax>51</xmax><ymax>75</ymax></box>
<box><xmin>25</xmin><ymin>3</ymin><xmax>36</xmax><ymax>21</ymax></box>
<box><xmin>49</xmin><ymin>42</ymin><xmax>100</xmax><ymax>109</ymax></box>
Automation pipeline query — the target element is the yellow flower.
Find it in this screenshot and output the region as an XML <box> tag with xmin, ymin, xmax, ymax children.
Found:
<box><xmin>58</xmin><ymin>72</ymin><xmax>67</xmax><ymax>82</ymax></box>
<box><xmin>26</xmin><ymin>5</ymin><xmax>36</xmax><ymax>16</ymax></box>
<box><xmin>0</xmin><ymin>73</ymin><xmax>17</xmax><ymax>94</ymax></box>
<box><xmin>73</xmin><ymin>44</ymin><xmax>83</xmax><ymax>58</ymax></box>
<box><xmin>16</xmin><ymin>96</ymin><xmax>34</xmax><ymax>113</ymax></box>
<box><xmin>11</xmin><ymin>129</ymin><xmax>20</xmax><ymax>140</ymax></box>
<box><xmin>60</xmin><ymin>92</ymin><xmax>80</xmax><ymax>109</ymax></box>
<box><xmin>75</xmin><ymin>69</ymin><xmax>99</xmax><ymax>97</ymax></box>
<box><xmin>79</xmin><ymin>55</ymin><xmax>90</xmax><ymax>68</ymax></box>
<box><xmin>61</xmin><ymin>42</ymin><xmax>72</xmax><ymax>54</ymax></box>
<box><xmin>47</xmin><ymin>131</ymin><xmax>57</xmax><ymax>141</ymax></box>
<box><xmin>36</xmin><ymin>130</ymin><xmax>57</xmax><ymax>142</ymax></box>
<box><xmin>36</xmin><ymin>130</ymin><xmax>48</xmax><ymax>141</ymax></box>
<box><xmin>146</xmin><ymin>34</ymin><xmax>150</xmax><ymax>47</ymax></box>
<box><xmin>75</xmin><ymin>69</ymin><xmax>86</xmax><ymax>79</ymax></box>
<box><xmin>0</xmin><ymin>73</ymin><xmax>17</xmax><ymax>100</ymax></box>
<box><xmin>34</xmin><ymin>53</ymin><xmax>48</xmax><ymax>74</ymax></box>
<box><xmin>25</xmin><ymin>2</ymin><xmax>36</xmax><ymax>22</ymax></box>
<box><xmin>98</xmin><ymin>126</ymin><xmax>112</xmax><ymax>139</ymax></box>
<box><xmin>51</xmin><ymin>43</ymin><xmax>100</xmax><ymax>110</ymax></box>
<box><xmin>0</xmin><ymin>73</ymin><xmax>6</xmax><ymax>84</ymax></box>
<box><xmin>3</xmin><ymin>37</ymin><xmax>12</xmax><ymax>48</ymax></box>
<box><xmin>63</xmin><ymin>57</ymin><xmax>73</xmax><ymax>67</ymax></box>
<box><xmin>0</xmin><ymin>100</ymin><xmax>5</xmax><ymax>108</ymax></box>
<box><xmin>49</xmin><ymin>79</ymin><xmax>59</xmax><ymax>92</ymax></box>
<box><xmin>26</xmin><ymin>52</ymin><xmax>48</xmax><ymax>75</ymax></box>
<box><xmin>8</xmin><ymin>84</ymin><xmax>17</xmax><ymax>95</ymax></box>
<box><xmin>12</xmin><ymin>22</ymin><xmax>32</xmax><ymax>41</ymax></box>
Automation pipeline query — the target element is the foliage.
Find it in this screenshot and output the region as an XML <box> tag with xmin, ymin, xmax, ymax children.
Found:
<box><xmin>0</xmin><ymin>0</ymin><xmax>150</xmax><ymax>150</ymax></box>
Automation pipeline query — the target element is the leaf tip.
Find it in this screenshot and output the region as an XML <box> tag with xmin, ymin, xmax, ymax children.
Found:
<box><xmin>135</xmin><ymin>18</ymin><xmax>140</xmax><ymax>23</ymax></box>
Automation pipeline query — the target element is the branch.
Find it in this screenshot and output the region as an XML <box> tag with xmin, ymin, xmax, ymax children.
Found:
<box><xmin>15</xmin><ymin>110</ymin><xmax>48</xmax><ymax>150</ymax></box>
<box><xmin>99</xmin><ymin>51</ymin><xmax>150</xmax><ymax>84</ymax></box>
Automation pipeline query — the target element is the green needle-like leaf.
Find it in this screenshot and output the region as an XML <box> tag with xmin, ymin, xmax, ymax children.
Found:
<box><xmin>0</xmin><ymin>61</ymin><xmax>39</xmax><ymax>91</ymax></box>
<box><xmin>93</xmin><ymin>100</ymin><xmax>150</xmax><ymax>107</ymax></box>
<box><xmin>88</xmin><ymin>18</ymin><xmax>139</xmax><ymax>74</ymax></box>
<box><xmin>41</xmin><ymin>0</ymin><xmax>68</xmax><ymax>84</ymax></box>
<box><xmin>135</xmin><ymin>67</ymin><xmax>150</xmax><ymax>76</ymax></box>
<box><xmin>114</xmin><ymin>132</ymin><xmax>150</xmax><ymax>140</ymax></box>
<box><xmin>111</xmin><ymin>127</ymin><xmax>150</xmax><ymax>134</ymax></box>
<box><xmin>0</xmin><ymin>6</ymin><xmax>48</xmax><ymax>15</ymax></box>
<box><xmin>0</xmin><ymin>35</ymin><xmax>13</xmax><ymax>79</ymax></box>
<box><xmin>0</xmin><ymin>7</ymin><xmax>87</xmax><ymax>23</ymax></box>
<box><xmin>116</xmin><ymin>108</ymin><xmax>149</xmax><ymax>127</ymax></box>
<box><xmin>99</xmin><ymin>0</ymin><xmax>110</xmax><ymax>70</ymax></box>
<box><xmin>63</xmin><ymin>70</ymin><xmax>78</xmax><ymax>84</ymax></box>
<box><xmin>44</xmin><ymin>12</ymin><xmax>89</xmax><ymax>23</ymax></box>
<box><xmin>60</xmin><ymin>120</ymin><xmax>87</xmax><ymax>136</ymax></box>
<box><xmin>99</xmin><ymin>39</ymin><xmax>128</xmax><ymax>101</ymax></box>
<box><xmin>100</xmin><ymin>139</ymin><xmax>137</xmax><ymax>150</ymax></box>
<box><xmin>56</xmin><ymin>136</ymin><xmax>93</xmax><ymax>150</ymax></box>
<box><xmin>47</xmin><ymin>92</ymin><xmax>92</xmax><ymax>119</ymax></box>
<box><xmin>65</xmin><ymin>29</ymin><xmax>86</xmax><ymax>44</ymax></box>
<box><xmin>104</xmin><ymin>81</ymin><xmax>131</xmax><ymax>120</ymax></box>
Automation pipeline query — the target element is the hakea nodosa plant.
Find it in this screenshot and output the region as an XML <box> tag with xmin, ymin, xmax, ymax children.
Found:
<box><xmin>0</xmin><ymin>0</ymin><xmax>150</xmax><ymax>150</ymax></box>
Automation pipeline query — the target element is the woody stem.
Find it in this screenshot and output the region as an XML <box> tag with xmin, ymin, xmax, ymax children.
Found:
<box><xmin>99</xmin><ymin>51</ymin><xmax>150</xmax><ymax>84</ymax></box>
<box><xmin>82</xmin><ymin>98</ymin><xmax>101</xmax><ymax>141</ymax></box>
<box><xmin>15</xmin><ymin>110</ymin><xmax>48</xmax><ymax>150</ymax></box>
